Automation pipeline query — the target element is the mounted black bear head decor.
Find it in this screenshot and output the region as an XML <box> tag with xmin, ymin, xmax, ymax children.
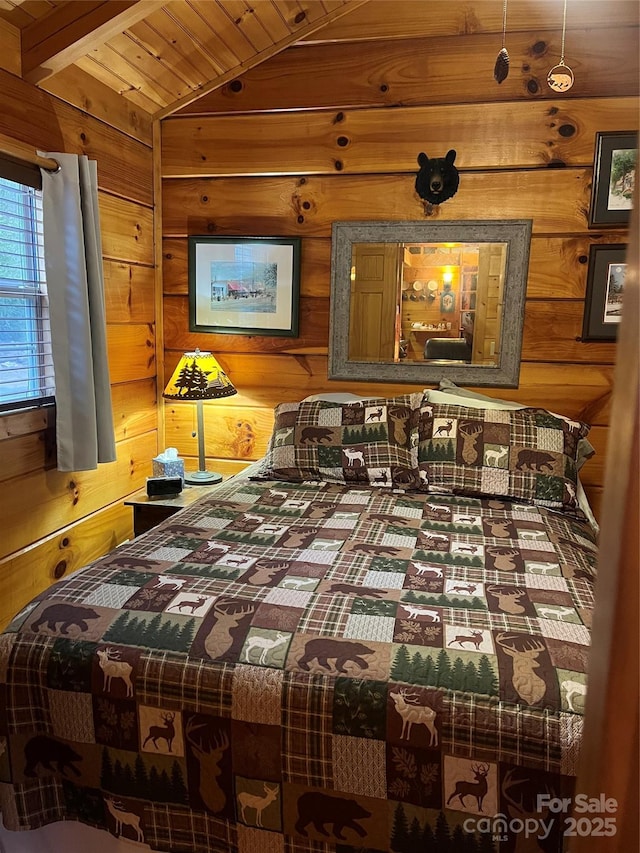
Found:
<box><xmin>414</xmin><ymin>150</ymin><xmax>460</xmax><ymax>212</ymax></box>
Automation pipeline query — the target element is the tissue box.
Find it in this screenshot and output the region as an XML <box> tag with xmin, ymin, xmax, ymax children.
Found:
<box><xmin>152</xmin><ymin>456</ymin><xmax>185</xmax><ymax>481</ymax></box>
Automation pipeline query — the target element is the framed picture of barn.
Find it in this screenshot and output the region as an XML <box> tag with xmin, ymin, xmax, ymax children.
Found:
<box><xmin>588</xmin><ymin>131</ymin><xmax>637</xmax><ymax>228</ymax></box>
<box><xmin>188</xmin><ymin>236</ymin><xmax>301</xmax><ymax>336</ymax></box>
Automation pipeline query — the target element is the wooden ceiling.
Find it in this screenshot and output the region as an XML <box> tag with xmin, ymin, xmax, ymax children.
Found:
<box><xmin>0</xmin><ymin>0</ymin><xmax>637</xmax><ymax>130</ymax></box>
<box><xmin>0</xmin><ymin>0</ymin><xmax>369</xmax><ymax>118</ymax></box>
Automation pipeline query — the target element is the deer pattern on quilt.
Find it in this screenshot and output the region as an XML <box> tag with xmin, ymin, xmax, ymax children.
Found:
<box><xmin>0</xmin><ymin>474</ymin><xmax>596</xmax><ymax>853</ymax></box>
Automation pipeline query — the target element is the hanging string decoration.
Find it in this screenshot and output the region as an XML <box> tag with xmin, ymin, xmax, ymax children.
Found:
<box><xmin>494</xmin><ymin>0</ymin><xmax>510</xmax><ymax>83</ymax></box>
<box><xmin>547</xmin><ymin>0</ymin><xmax>574</xmax><ymax>92</ymax></box>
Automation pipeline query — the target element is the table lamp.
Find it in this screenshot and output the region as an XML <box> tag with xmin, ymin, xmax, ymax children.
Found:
<box><xmin>162</xmin><ymin>349</ymin><xmax>237</xmax><ymax>485</ymax></box>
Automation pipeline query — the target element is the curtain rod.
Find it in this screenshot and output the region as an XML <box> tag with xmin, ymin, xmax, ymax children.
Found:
<box><xmin>0</xmin><ymin>138</ymin><xmax>60</xmax><ymax>173</ymax></box>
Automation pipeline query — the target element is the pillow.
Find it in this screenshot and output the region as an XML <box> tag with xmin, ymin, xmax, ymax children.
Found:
<box><xmin>253</xmin><ymin>393</ymin><xmax>423</xmax><ymax>489</ymax></box>
<box><xmin>427</xmin><ymin>388</ymin><xmax>522</xmax><ymax>410</ymax></box>
<box><xmin>427</xmin><ymin>381</ymin><xmax>596</xmax><ymax>470</ymax></box>
<box><xmin>576</xmin><ymin>478</ymin><xmax>599</xmax><ymax>535</ymax></box>
<box><xmin>301</xmin><ymin>392</ymin><xmax>367</xmax><ymax>403</ymax></box>
<box><xmin>435</xmin><ymin>378</ymin><xmax>523</xmax><ymax>408</ymax></box>
<box><xmin>417</xmin><ymin>401</ymin><xmax>590</xmax><ymax>513</ymax></box>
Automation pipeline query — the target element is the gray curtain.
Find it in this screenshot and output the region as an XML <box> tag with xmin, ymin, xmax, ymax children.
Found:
<box><xmin>39</xmin><ymin>152</ymin><xmax>116</xmax><ymax>471</ymax></box>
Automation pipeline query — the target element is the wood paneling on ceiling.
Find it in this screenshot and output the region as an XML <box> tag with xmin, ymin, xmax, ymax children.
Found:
<box><xmin>0</xmin><ymin>0</ymin><xmax>370</xmax><ymax>119</ymax></box>
<box><xmin>299</xmin><ymin>0</ymin><xmax>640</xmax><ymax>42</ymax></box>
<box><xmin>1</xmin><ymin>1</ymin><xmax>634</xmax><ymax>123</ymax></box>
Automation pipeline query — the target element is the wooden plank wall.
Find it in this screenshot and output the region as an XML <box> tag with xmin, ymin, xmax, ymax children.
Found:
<box><xmin>0</xmin><ymin>66</ymin><xmax>157</xmax><ymax>628</ymax></box>
<box><xmin>160</xmin><ymin>0</ymin><xmax>639</xmax><ymax>521</ymax></box>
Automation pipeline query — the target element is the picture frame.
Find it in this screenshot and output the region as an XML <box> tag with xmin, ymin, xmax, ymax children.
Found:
<box><xmin>581</xmin><ymin>244</ymin><xmax>627</xmax><ymax>342</ymax></box>
<box><xmin>588</xmin><ymin>131</ymin><xmax>637</xmax><ymax>228</ymax></box>
<box><xmin>188</xmin><ymin>236</ymin><xmax>301</xmax><ymax>336</ymax></box>
<box><xmin>439</xmin><ymin>284</ymin><xmax>456</xmax><ymax>313</ymax></box>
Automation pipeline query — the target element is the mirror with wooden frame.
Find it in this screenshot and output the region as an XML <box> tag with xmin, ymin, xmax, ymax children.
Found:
<box><xmin>329</xmin><ymin>220</ymin><xmax>532</xmax><ymax>388</ymax></box>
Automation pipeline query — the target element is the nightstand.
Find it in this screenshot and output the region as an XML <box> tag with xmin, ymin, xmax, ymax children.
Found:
<box><xmin>124</xmin><ymin>482</ymin><xmax>224</xmax><ymax>537</ymax></box>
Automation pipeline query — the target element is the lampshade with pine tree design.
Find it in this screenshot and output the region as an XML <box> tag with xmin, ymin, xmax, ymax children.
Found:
<box><xmin>163</xmin><ymin>349</ymin><xmax>237</xmax><ymax>401</ymax></box>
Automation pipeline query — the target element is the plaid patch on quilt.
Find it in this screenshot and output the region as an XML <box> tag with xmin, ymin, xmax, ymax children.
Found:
<box><xmin>253</xmin><ymin>394</ymin><xmax>423</xmax><ymax>489</ymax></box>
<box><xmin>418</xmin><ymin>403</ymin><xmax>590</xmax><ymax>513</ymax></box>
<box><xmin>0</xmin><ymin>472</ymin><xmax>598</xmax><ymax>852</ymax></box>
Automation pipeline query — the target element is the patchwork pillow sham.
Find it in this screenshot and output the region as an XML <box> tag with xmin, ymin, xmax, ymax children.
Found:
<box><xmin>418</xmin><ymin>401</ymin><xmax>591</xmax><ymax>512</ymax></box>
<box><xmin>253</xmin><ymin>394</ymin><xmax>423</xmax><ymax>488</ymax></box>
<box><xmin>426</xmin><ymin>381</ymin><xmax>596</xmax><ymax>470</ymax></box>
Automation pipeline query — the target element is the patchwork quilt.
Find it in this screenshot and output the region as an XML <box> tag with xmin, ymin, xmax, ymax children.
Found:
<box><xmin>0</xmin><ymin>472</ymin><xmax>598</xmax><ymax>853</ymax></box>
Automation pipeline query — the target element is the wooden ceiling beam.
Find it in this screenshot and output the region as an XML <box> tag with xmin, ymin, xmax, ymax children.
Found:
<box><xmin>0</xmin><ymin>15</ymin><xmax>20</xmax><ymax>76</ymax></box>
<box><xmin>40</xmin><ymin>65</ymin><xmax>154</xmax><ymax>145</ymax></box>
<box><xmin>22</xmin><ymin>0</ymin><xmax>166</xmax><ymax>85</ymax></box>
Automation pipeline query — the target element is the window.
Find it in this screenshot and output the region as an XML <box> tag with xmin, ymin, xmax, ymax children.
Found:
<box><xmin>0</xmin><ymin>166</ymin><xmax>54</xmax><ymax>412</ymax></box>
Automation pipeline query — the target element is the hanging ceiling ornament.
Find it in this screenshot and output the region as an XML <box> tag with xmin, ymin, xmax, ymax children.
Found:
<box><xmin>494</xmin><ymin>0</ymin><xmax>510</xmax><ymax>83</ymax></box>
<box><xmin>547</xmin><ymin>0</ymin><xmax>574</xmax><ymax>92</ymax></box>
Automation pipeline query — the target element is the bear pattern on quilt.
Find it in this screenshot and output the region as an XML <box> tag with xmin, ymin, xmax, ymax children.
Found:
<box><xmin>0</xmin><ymin>475</ymin><xmax>597</xmax><ymax>853</ymax></box>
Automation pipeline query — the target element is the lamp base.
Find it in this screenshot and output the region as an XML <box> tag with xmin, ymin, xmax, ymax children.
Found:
<box><xmin>185</xmin><ymin>471</ymin><xmax>222</xmax><ymax>485</ymax></box>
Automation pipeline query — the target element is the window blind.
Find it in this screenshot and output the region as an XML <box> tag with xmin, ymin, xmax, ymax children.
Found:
<box><xmin>0</xmin><ymin>171</ymin><xmax>54</xmax><ymax>412</ymax></box>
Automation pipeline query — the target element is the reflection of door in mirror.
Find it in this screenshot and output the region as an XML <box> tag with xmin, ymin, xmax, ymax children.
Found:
<box><xmin>348</xmin><ymin>243</ymin><xmax>401</xmax><ymax>361</ymax></box>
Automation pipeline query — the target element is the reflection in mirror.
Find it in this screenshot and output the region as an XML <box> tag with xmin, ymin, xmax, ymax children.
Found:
<box><xmin>348</xmin><ymin>240</ymin><xmax>508</xmax><ymax>366</ymax></box>
<box><xmin>330</xmin><ymin>221</ymin><xmax>532</xmax><ymax>388</ymax></box>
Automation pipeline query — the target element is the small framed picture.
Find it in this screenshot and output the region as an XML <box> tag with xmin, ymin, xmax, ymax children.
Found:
<box><xmin>588</xmin><ymin>131</ymin><xmax>637</xmax><ymax>228</ymax></box>
<box><xmin>188</xmin><ymin>236</ymin><xmax>301</xmax><ymax>336</ymax></box>
<box><xmin>581</xmin><ymin>244</ymin><xmax>627</xmax><ymax>342</ymax></box>
<box><xmin>440</xmin><ymin>284</ymin><xmax>456</xmax><ymax>313</ymax></box>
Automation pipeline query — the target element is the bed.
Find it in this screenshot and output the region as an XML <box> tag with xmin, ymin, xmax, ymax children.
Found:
<box><xmin>0</xmin><ymin>390</ymin><xmax>598</xmax><ymax>853</ymax></box>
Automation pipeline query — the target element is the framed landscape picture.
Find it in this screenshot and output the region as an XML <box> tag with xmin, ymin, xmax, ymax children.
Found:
<box><xmin>581</xmin><ymin>244</ymin><xmax>627</xmax><ymax>342</ymax></box>
<box><xmin>188</xmin><ymin>236</ymin><xmax>301</xmax><ymax>336</ymax></box>
<box><xmin>588</xmin><ymin>131</ymin><xmax>637</xmax><ymax>228</ymax></box>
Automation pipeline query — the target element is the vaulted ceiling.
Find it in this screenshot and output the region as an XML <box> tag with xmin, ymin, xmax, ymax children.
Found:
<box><xmin>1</xmin><ymin>0</ymin><xmax>638</xmax><ymax>132</ymax></box>
<box><xmin>0</xmin><ymin>0</ymin><xmax>370</xmax><ymax>118</ymax></box>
